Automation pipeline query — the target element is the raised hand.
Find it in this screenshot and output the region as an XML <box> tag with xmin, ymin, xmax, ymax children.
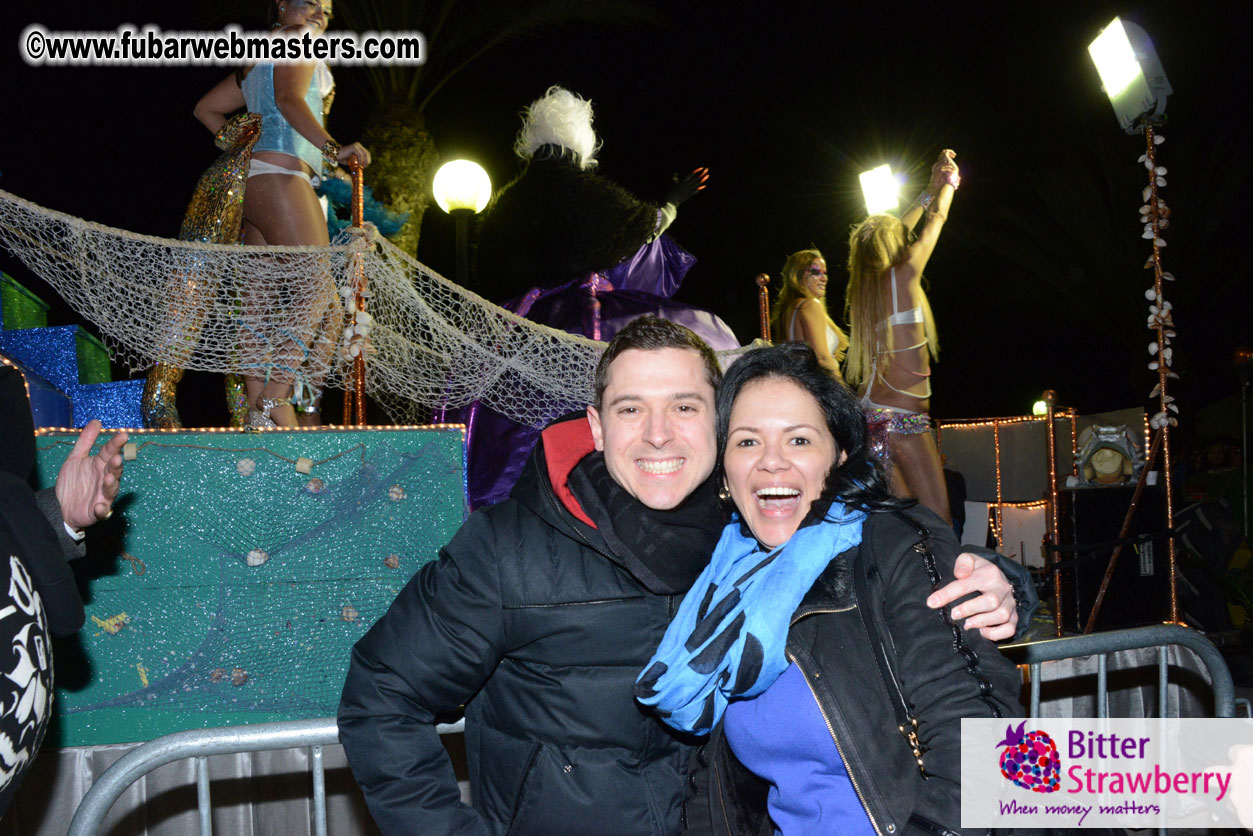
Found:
<box><xmin>54</xmin><ymin>420</ymin><xmax>128</xmax><ymax>532</ymax></box>
<box><xmin>929</xmin><ymin>149</ymin><xmax>959</xmax><ymax>190</ymax></box>
<box><xmin>665</xmin><ymin>167</ymin><xmax>710</xmax><ymax>206</ymax></box>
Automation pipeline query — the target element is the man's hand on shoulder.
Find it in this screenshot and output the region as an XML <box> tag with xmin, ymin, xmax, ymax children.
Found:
<box><xmin>925</xmin><ymin>552</ymin><xmax>1018</xmax><ymax>642</ymax></box>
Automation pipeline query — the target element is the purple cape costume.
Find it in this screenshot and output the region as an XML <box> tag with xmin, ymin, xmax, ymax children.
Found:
<box><xmin>462</xmin><ymin>156</ymin><xmax>738</xmax><ymax>507</ymax></box>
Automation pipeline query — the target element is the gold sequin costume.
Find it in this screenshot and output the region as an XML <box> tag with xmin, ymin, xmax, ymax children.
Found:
<box><xmin>141</xmin><ymin>114</ymin><xmax>261</xmax><ymax>428</ymax></box>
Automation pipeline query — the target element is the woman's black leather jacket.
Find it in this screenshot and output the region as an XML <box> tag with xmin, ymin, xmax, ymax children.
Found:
<box><xmin>683</xmin><ymin>507</ymin><xmax>1023</xmax><ymax>836</ymax></box>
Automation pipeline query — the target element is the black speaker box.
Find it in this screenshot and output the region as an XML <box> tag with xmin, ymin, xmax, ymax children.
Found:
<box><xmin>1057</xmin><ymin>485</ymin><xmax>1171</xmax><ymax>632</ymax></box>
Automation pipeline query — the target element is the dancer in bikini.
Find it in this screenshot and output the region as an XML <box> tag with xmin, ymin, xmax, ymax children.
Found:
<box><xmin>771</xmin><ymin>248</ymin><xmax>847</xmax><ymax>381</ymax></box>
<box><xmin>844</xmin><ymin>149</ymin><xmax>959</xmax><ymax>521</ymax></box>
<box><xmin>193</xmin><ymin>0</ymin><xmax>370</xmax><ymax>427</ymax></box>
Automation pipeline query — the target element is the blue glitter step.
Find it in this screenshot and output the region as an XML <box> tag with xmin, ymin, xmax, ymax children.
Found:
<box><xmin>73</xmin><ymin>379</ymin><xmax>144</xmax><ymax>429</ymax></box>
<box><xmin>0</xmin><ymin>352</ymin><xmax>71</xmax><ymax>428</ymax></box>
<box><xmin>0</xmin><ymin>324</ymin><xmax>103</xmax><ymax>392</ymax></box>
<box><xmin>0</xmin><ymin>276</ymin><xmax>140</xmax><ymax>429</ymax></box>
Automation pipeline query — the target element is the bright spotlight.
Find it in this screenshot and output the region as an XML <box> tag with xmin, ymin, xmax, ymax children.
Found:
<box><xmin>1088</xmin><ymin>17</ymin><xmax>1171</xmax><ymax>134</ymax></box>
<box><xmin>432</xmin><ymin>160</ymin><xmax>492</xmax><ymax>214</ymax></box>
<box><xmin>859</xmin><ymin>164</ymin><xmax>898</xmax><ymax>215</ymax></box>
<box><xmin>1032</xmin><ymin>400</ymin><xmax>1048</xmax><ymax>416</ymax></box>
<box><xmin>1088</xmin><ymin>18</ymin><xmax>1142</xmax><ymax>99</ymax></box>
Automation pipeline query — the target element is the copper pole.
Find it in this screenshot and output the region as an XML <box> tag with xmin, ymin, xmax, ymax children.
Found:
<box><xmin>339</xmin><ymin>160</ymin><xmax>368</xmax><ymax>425</ymax></box>
<box><xmin>755</xmin><ymin>274</ymin><xmax>771</xmax><ymax>341</ymax></box>
<box><xmin>1043</xmin><ymin>391</ymin><xmax>1062</xmax><ymax>637</ymax></box>
<box><xmin>351</xmin><ymin>161</ymin><xmax>367</xmax><ymax>426</ymax></box>
<box><xmin>992</xmin><ymin>420</ymin><xmax>1004</xmax><ymax>552</ymax></box>
<box><xmin>1144</xmin><ymin>124</ymin><xmax>1179</xmax><ymax>623</ymax></box>
<box><xmin>341</xmin><ymin>356</ymin><xmax>353</xmax><ymax>426</ymax></box>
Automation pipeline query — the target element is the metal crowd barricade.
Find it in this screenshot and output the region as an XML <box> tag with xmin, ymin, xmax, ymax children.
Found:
<box><xmin>66</xmin><ymin>717</ymin><xmax>465</xmax><ymax>836</ymax></box>
<box><xmin>999</xmin><ymin>624</ymin><xmax>1236</xmax><ymax>836</ymax></box>
<box><xmin>67</xmin><ymin>625</ymin><xmax>1236</xmax><ymax>835</ymax></box>
<box><xmin>1000</xmin><ymin>623</ymin><xmax>1236</xmax><ymax>718</ymax></box>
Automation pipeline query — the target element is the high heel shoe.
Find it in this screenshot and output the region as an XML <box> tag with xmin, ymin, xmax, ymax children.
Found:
<box><xmin>246</xmin><ymin>396</ymin><xmax>293</xmax><ymax>429</ymax></box>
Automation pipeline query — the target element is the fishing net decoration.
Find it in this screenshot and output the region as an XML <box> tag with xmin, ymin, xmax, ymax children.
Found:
<box><xmin>0</xmin><ymin>188</ymin><xmax>612</xmax><ymax>429</ymax></box>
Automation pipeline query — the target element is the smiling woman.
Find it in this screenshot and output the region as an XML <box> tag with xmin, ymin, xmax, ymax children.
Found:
<box><xmin>722</xmin><ymin>376</ymin><xmax>844</xmax><ymax>548</ymax></box>
<box><xmin>636</xmin><ymin>343</ymin><xmax>1022</xmax><ymax>836</ymax></box>
<box><xmin>771</xmin><ymin>248</ymin><xmax>847</xmax><ymax>382</ymax></box>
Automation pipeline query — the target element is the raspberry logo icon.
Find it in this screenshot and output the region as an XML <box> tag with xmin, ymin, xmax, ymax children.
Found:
<box><xmin>996</xmin><ymin>721</ymin><xmax>1060</xmax><ymax>793</ymax></box>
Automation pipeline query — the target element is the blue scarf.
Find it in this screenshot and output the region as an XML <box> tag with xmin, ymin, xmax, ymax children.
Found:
<box><xmin>635</xmin><ymin>504</ymin><xmax>865</xmax><ymax>735</ymax></box>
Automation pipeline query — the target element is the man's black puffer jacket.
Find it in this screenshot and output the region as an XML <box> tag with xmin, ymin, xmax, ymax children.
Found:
<box><xmin>338</xmin><ymin>415</ymin><xmax>698</xmax><ymax>836</ymax></box>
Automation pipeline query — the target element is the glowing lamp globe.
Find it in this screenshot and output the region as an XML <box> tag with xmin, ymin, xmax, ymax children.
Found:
<box><xmin>859</xmin><ymin>164</ymin><xmax>899</xmax><ymax>215</ymax></box>
<box><xmin>433</xmin><ymin>160</ymin><xmax>492</xmax><ymax>214</ymax></box>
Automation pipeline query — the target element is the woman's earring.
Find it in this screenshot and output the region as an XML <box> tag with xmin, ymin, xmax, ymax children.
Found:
<box><xmin>717</xmin><ymin>482</ymin><xmax>731</xmax><ymax>502</ymax></box>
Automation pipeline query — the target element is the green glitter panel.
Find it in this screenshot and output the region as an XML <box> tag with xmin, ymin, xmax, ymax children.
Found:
<box><xmin>34</xmin><ymin>427</ymin><xmax>467</xmax><ymax>746</ymax></box>
<box><xmin>1</xmin><ymin>271</ymin><xmax>49</xmax><ymax>330</ymax></box>
<box><xmin>74</xmin><ymin>328</ymin><xmax>111</xmax><ymax>384</ymax></box>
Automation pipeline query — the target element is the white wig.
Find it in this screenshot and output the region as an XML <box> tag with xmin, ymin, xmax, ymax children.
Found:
<box><xmin>513</xmin><ymin>85</ymin><xmax>601</xmax><ymax>170</ymax></box>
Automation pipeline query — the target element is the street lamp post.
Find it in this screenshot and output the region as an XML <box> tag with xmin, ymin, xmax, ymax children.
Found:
<box><xmin>432</xmin><ymin>160</ymin><xmax>492</xmax><ymax>292</ymax></box>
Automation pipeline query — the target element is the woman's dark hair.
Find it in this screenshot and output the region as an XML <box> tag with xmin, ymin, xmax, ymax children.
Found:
<box><xmin>715</xmin><ymin>342</ymin><xmax>909</xmax><ymax>514</ymax></box>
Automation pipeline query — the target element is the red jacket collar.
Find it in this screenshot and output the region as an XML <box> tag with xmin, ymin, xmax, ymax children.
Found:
<box><xmin>541</xmin><ymin>416</ymin><xmax>597</xmax><ymax>528</ymax></box>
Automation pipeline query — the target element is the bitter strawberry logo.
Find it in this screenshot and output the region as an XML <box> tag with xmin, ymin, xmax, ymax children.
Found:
<box><xmin>996</xmin><ymin>721</ymin><xmax>1061</xmax><ymax>793</ymax></box>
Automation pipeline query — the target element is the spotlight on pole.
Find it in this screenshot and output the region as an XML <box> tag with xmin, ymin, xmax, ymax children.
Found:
<box><xmin>1032</xmin><ymin>400</ymin><xmax>1048</xmax><ymax>416</ymax></box>
<box><xmin>432</xmin><ymin>160</ymin><xmax>492</xmax><ymax>292</ymax></box>
<box><xmin>1087</xmin><ymin>17</ymin><xmax>1172</xmax><ymax>134</ymax></box>
<box><xmin>858</xmin><ymin>164</ymin><xmax>899</xmax><ymax>215</ymax></box>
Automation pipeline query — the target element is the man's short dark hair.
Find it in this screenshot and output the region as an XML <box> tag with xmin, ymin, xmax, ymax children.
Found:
<box><xmin>593</xmin><ymin>316</ymin><xmax>723</xmax><ymax>408</ymax></box>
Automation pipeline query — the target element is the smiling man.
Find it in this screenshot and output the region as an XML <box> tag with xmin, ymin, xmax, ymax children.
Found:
<box><xmin>338</xmin><ymin>316</ymin><xmax>1024</xmax><ymax>836</ymax></box>
<box><xmin>587</xmin><ymin>345</ymin><xmax>718</xmax><ymax>511</ymax></box>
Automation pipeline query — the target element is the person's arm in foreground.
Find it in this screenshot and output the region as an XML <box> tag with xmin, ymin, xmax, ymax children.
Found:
<box><xmin>36</xmin><ymin>420</ymin><xmax>128</xmax><ymax>559</ymax></box>
<box><xmin>272</xmin><ymin>54</ymin><xmax>370</xmax><ymax>167</ymax></box>
<box><xmin>194</xmin><ymin>73</ymin><xmax>247</xmax><ymax>135</ymax></box>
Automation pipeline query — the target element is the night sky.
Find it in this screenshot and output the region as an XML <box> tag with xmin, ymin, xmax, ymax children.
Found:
<box><xmin>2</xmin><ymin>1</ymin><xmax>1249</xmax><ymax>440</ymax></box>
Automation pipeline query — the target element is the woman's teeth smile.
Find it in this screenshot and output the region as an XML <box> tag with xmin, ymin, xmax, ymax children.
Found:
<box><xmin>754</xmin><ymin>486</ymin><xmax>801</xmax><ymax>511</ymax></box>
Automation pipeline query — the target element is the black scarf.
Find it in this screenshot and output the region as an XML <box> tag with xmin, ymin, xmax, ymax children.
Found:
<box><xmin>568</xmin><ymin>452</ymin><xmax>726</xmax><ymax>596</ymax></box>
